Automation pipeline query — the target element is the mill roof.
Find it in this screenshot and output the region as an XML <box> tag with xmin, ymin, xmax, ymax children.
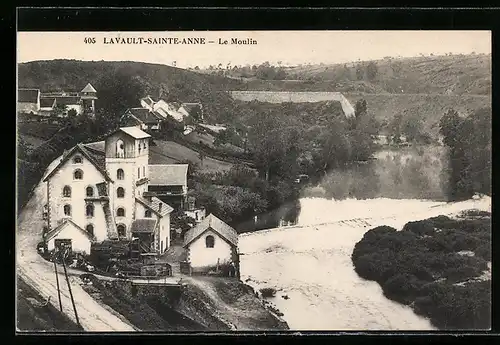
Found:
<box><xmin>43</xmin><ymin>143</ymin><xmax>112</xmax><ymax>183</ymax></box>
<box><xmin>183</xmin><ymin>214</ymin><xmax>238</xmax><ymax>248</ymax></box>
<box><xmin>130</xmin><ymin>218</ymin><xmax>157</xmax><ymax>233</ymax></box>
<box><xmin>81</xmin><ymin>83</ymin><xmax>97</xmax><ymax>93</ymax></box>
<box><xmin>148</xmin><ymin>164</ymin><xmax>188</xmax><ymax>186</ymax></box>
<box><xmin>18</xmin><ymin>89</ymin><xmax>40</xmax><ymax>103</ymax></box>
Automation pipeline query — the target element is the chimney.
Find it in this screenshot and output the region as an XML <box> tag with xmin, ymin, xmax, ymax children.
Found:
<box><xmin>159</xmin><ymin>203</ymin><xmax>162</xmax><ymax>212</ymax></box>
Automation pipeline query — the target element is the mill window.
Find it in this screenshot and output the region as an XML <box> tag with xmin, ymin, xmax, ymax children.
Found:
<box><xmin>63</xmin><ymin>204</ymin><xmax>71</xmax><ymax>216</ymax></box>
<box><xmin>74</xmin><ymin>169</ymin><xmax>83</xmax><ymax>180</ymax></box>
<box><xmin>86</xmin><ymin>224</ymin><xmax>94</xmax><ymax>236</ymax></box>
<box><xmin>117</xmin><ymin>169</ymin><xmax>124</xmax><ymax>180</ymax></box>
<box><xmin>86</xmin><ymin>186</ymin><xmax>94</xmax><ymax>197</ymax></box>
<box><xmin>117</xmin><ymin>187</ymin><xmax>125</xmax><ymax>198</ymax></box>
<box><xmin>117</xmin><ymin>224</ymin><xmax>126</xmax><ymax>237</ymax></box>
<box><xmin>117</xmin><ymin>208</ymin><xmax>125</xmax><ymax>217</ymax></box>
<box><xmin>86</xmin><ymin>204</ymin><xmax>94</xmax><ymax>217</ymax></box>
<box><xmin>63</xmin><ymin>186</ymin><xmax>71</xmax><ymax>197</ymax></box>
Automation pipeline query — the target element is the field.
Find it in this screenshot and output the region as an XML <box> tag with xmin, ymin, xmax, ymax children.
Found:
<box><xmin>150</xmin><ymin>139</ymin><xmax>233</xmax><ymax>173</ymax></box>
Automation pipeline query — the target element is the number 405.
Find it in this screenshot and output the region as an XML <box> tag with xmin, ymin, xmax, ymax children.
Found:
<box><xmin>84</xmin><ymin>37</ymin><xmax>96</xmax><ymax>44</ymax></box>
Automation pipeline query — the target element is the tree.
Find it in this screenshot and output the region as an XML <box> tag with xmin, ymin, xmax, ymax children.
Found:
<box><xmin>355</xmin><ymin>64</ymin><xmax>364</xmax><ymax>80</ymax></box>
<box><xmin>366</xmin><ymin>62</ymin><xmax>378</xmax><ymax>81</ymax></box>
<box><xmin>52</xmin><ymin>103</ymin><xmax>68</xmax><ymax>118</ymax></box>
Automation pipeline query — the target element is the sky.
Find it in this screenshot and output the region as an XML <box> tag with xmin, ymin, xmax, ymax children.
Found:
<box><xmin>17</xmin><ymin>31</ymin><xmax>491</xmax><ymax>68</ymax></box>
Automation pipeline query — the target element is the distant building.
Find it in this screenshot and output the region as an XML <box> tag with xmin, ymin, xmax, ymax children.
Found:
<box><xmin>178</xmin><ymin>102</ymin><xmax>204</xmax><ymax>121</ymax></box>
<box><xmin>42</xmin><ymin>126</ymin><xmax>174</xmax><ymax>256</ymax></box>
<box><xmin>121</xmin><ymin>108</ymin><xmax>163</xmax><ymax>131</ymax></box>
<box><xmin>183</xmin><ymin>214</ymin><xmax>238</xmax><ymax>275</ymax></box>
<box><xmin>140</xmin><ymin>96</ymin><xmax>186</xmax><ymax>123</ymax></box>
<box><xmin>18</xmin><ymin>89</ymin><xmax>41</xmax><ymax>114</ymax></box>
<box><xmin>184</xmin><ymin>196</ymin><xmax>206</xmax><ymax>223</ymax></box>
<box><xmin>19</xmin><ymin>83</ymin><xmax>98</xmax><ymax>119</ymax></box>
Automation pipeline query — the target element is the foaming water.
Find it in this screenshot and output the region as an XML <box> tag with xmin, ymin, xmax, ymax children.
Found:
<box><xmin>239</xmin><ymin>196</ymin><xmax>491</xmax><ymax>330</ymax></box>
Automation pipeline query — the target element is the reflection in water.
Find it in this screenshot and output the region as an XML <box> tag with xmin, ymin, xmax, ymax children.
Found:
<box><xmin>237</xmin><ymin>145</ymin><xmax>448</xmax><ymax>232</ymax></box>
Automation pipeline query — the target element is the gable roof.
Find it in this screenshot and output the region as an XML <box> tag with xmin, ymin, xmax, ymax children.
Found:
<box><xmin>148</xmin><ymin>164</ymin><xmax>188</xmax><ymax>186</ymax></box>
<box><xmin>117</xmin><ymin>126</ymin><xmax>151</xmax><ymax>139</ymax></box>
<box><xmin>40</xmin><ymin>98</ymin><xmax>56</xmax><ymax>108</ymax></box>
<box><xmin>135</xmin><ymin>196</ymin><xmax>174</xmax><ymax>217</ymax></box>
<box><xmin>81</xmin><ymin>83</ymin><xmax>97</xmax><ymax>93</ymax></box>
<box><xmin>83</xmin><ymin>141</ymin><xmax>105</xmax><ymax>153</ymax></box>
<box><xmin>125</xmin><ymin>108</ymin><xmax>161</xmax><ymax>124</ymax></box>
<box><xmin>130</xmin><ymin>218</ymin><xmax>158</xmax><ymax>233</ymax></box>
<box><xmin>45</xmin><ymin>219</ymin><xmax>96</xmax><ymax>242</ymax></box>
<box><xmin>18</xmin><ymin>89</ymin><xmax>40</xmax><ymax>103</ymax></box>
<box><xmin>43</xmin><ymin>143</ymin><xmax>112</xmax><ymax>183</ymax></box>
<box><xmin>183</xmin><ymin>214</ymin><xmax>238</xmax><ymax>248</ymax></box>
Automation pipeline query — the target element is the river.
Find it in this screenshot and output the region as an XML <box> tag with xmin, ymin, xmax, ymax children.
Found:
<box><xmin>236</xmin><ymin>146</ymin><xmax>491</xmax><ymax>330</ymax></box>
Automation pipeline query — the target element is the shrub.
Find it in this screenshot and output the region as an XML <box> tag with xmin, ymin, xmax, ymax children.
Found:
<box><xmin>382</xmin><ymin>273</ymin><xmax>423</xmax><ymax>304</ymax></box>
<box><xmin>402</xmin><ymin>220</ymin><xmax>435</xmax><ymax>236</ymax></box>
<box><xmin>260</xmin><ymin>287</ymin><xmax>276</xmax><ymax>298</ymax></box>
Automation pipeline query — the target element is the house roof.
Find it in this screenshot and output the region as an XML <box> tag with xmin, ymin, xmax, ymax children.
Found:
<box><xmin>18</xmin><ymin>89</ymin><xmax>40</xmax><ymax>103</ymax></box>
<box><xmin>183</xmin><ymin>214</ymin><xmax>238</xmax><ymax>248</ymax></box>
<box><xmin>148</xmin><ymin>164</ymin><xmax>188</xmax><ymax>186</ymax></box>
<box><xmin>54</xmin><ymin>96</ymin><xmax>81</xmax><ymax>106</ymax></box>
<box><xmin>118</xmin><ymin>126</ymin><xmax>151</xmax><ymax>139</ymax></box>
<box><xmin>40</xmin><ymin>98</ymin><xmax>56</xmax><ymax>108</ymax></box>
<box><xmin>180</xmin><ymin>103</ymin><xmax>202</xmax><ymax>114</ymax></box>
<box><xmin>45</xmin><ymin>219</ymin><xmax>96</xmax><ymax>242</ymax></box>
<box><xmin>43</xmin><ymin>143</ymin><xmax>112</xmax><ymax>183</ymax></box>
<box><xmin>141</xmin><ymin>96</ymin><xmax>156</xmax><ymax>108</ymax></box>
<box><xmin>136</xmin><ymin>196</ymin><xmax>174</xmax><ymax>217</ymax></box>
<box><xmin>81</xmin><ymin>83</ymin><xmax>97</xmax><ymax>93</ymax></box>
<box><xmin>125</xmin><ymin>108</ymin><xmax>162</xmax><ymax>124</ymax></box>
<box><xmin>83</xmin><ymin>141</ymin><xmax>105</xmax><ymax>152</ymax></box>
<box><xmin>130</xmin><ymin>218</ymin><xmax>157</xmax><ymax>233</ymax></box>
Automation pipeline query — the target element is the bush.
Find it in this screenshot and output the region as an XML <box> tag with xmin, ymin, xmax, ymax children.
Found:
<box><xmin>382</xmin><ymin>273</ymin><xmax>423</xmax><ymax>304</ymax></box>
<box><xmin>402</xmin><ymin>220</ymin><xmax>435</xmax><ymax>236</ymax></box>
<box><xmin>260</xmin><ymin>287</ymin><xmax>276</xmax><ymax>298</ymax></box>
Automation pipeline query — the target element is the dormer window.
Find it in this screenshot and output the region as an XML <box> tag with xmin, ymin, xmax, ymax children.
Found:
<box><xmin>73</xmin><ymin>156</ymin><xmax>83</xmax><ymax>164</ymax></box>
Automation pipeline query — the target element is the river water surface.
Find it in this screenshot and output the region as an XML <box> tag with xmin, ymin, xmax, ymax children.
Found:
<box><xmin>237</xmin><ymin>146</ymin><xmax>491</xmax><ymax>330</ymax></box>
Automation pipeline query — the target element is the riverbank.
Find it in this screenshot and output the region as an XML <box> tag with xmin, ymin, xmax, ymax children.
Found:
<box><xmin>352</xmin><ymin>209</ymin><xmax>491</xmax><ymax>329</ymax></box>
<box><xmin>79</xmin><ymin>274</ymin><xmax>288</xmax><ymax>331</ymax></box>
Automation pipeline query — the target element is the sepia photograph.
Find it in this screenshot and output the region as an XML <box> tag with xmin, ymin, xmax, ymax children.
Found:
<box><xmin>16</xmin><ymin>28</ymin><xmax>491</xmax><ymax>332</ymax></box>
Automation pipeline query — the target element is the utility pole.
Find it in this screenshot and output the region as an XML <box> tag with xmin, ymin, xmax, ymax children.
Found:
<box><xmin>53</xmin><ymin>251</ymin><xmax>63</xmax><ymax>312</ymax></box>
<box><xmin>60</xmin><ymin>248</ymin><xmax>80</xmax><ymax>327</ymax></box>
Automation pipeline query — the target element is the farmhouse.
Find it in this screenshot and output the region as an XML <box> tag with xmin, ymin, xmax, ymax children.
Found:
<box><xmin>121</xmin><ymin>108</ymin><xmax>163</xmax><ymax>131</ymax></box>
<box><xmin>183</xmin><ymin>214</ymin><xmax>238</xmax><ymax>275</ymax></box>
<box><xmin>42</xmin><ymin>126</ymin><xmax>174</xmax><ymax>256</ymax></box>
<box><xmin>178</xmin><ymin>102</ymin><xmax>204</xmax><ymax>121</ymax></box>
<box><xmin>18</xmin><ymin>83</ymin><xmax>98</xmax><ymax>119</ymax></box>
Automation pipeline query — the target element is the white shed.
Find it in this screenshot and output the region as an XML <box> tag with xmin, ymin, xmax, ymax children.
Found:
<box><xmin>183</xmin><ymin>214</ymin><xmax>238</xmax><ymax>274</ymax></box>
<box><xmin>44</xmin><ymin>219</ymin><xmax>96</xmax><ymax>255</ymax></box>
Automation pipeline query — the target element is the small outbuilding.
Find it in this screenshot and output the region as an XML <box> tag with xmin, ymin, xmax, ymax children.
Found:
<box><xmin>183</xmin><ymin>214</ymin><xmax>238</xmax><ymax>275</ymax></box>
<box><xmin>44</xmin><ymin>219</ymin><xmax>96</xmax><ymax>255</ymax></box>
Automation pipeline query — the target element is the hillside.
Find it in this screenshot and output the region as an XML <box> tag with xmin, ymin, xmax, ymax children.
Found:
<box><xmin>222</xmin><ymin>54</ymin><xmax>491</xmax><ymax>96</ymax></box>
<box><xmin>18</xmin><ymin>60</ymin><xmax>240</xmax><ymax>120</ymax></box>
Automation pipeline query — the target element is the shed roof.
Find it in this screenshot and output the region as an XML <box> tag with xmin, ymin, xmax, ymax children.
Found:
<box><xmin>149</xmin><ymin>164</ymin><xmax>188</xmax><ymax>186</ymax></box>
<box><xmin>45</xmin><ymin>219</ymin><xmax>96</xmax><ymax>242</ymax></box>
<box><xmin>130</xmin><ymin>218</ymin><xmax>157</xmax><ymax>233</ymax></box>
<box><xmin>136</xmin><ymin>196</ymin><xmax>174</xmax><ymax>217</ymax></box>
<box><xmin>54</xmin><ymin>96</ymin><xmax>81</xmax><ymax>106</ymax></box>
<box><xmin>183</xmin><ymin>214</ymin><xmax>238</xmax><ymax>248</ymax></box>
<box><xmin>18</xmin><ymin>89</ymin><xmax>40</xmax><ymax>103</ymax></box>
<box><xmin>40</xmin><ymin>98</ymin><xmax>56</xmax><ymax>108</ymax></box>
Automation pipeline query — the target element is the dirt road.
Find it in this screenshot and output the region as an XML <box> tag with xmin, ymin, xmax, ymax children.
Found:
<box><xmin>17</xmin><ymin>156</ymin><xmax>137</xmax><ymax>332</ymax></box>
